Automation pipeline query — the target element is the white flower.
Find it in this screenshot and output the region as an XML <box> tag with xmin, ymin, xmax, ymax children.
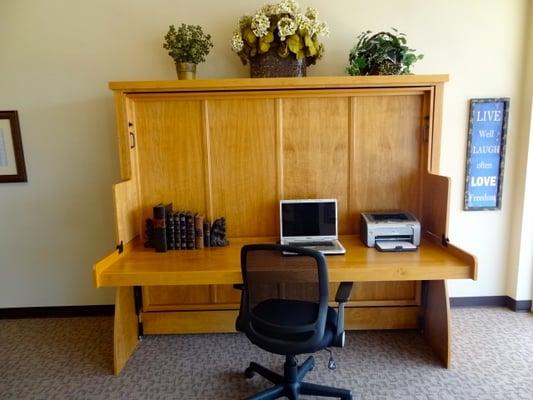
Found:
<box><xmin>260</xmin><ymin>4</ymin><xmax>277</xmax><ymax>16</ymax></box>
<box><xmin>298</xmin><ymin>15</ymin><xmax>313</xmax><ymax>35</ymax></box>
<box><xmin>230</xmin><ymin>30</ymin><xmax>244</xmax><ymax>52</ymax></box>
<box><xmin>251</xmin><ymin>12</ymin><xmax>270</xmax><ymax>37</ymax></box>
<box><xmin>298</xmin><ymin>15</ymin><xmax>329</xmax><ymax>37</ymax></box>
<box><xmin>305</xmin><ymin>6</ymin><xmax>318</xmax><ymax>20</ymax></box>
<box><xmin>230</xmin><ymin>1</ymin><xmax>329</xmax><ymax>61</ymax></box>
<box><xmin>316</xmin><ymin>21</ymin><xmax>329</xmax><ymax>36</ymax></box>
<box><xmin>277</xmin><ymin>16</ymin><xmax>297</xmax><ymax>40</ymax></box>
<box><xmin>278</xmin><ymin>0</ymin><xmax>299</xmax><ymax>15</ymax></box>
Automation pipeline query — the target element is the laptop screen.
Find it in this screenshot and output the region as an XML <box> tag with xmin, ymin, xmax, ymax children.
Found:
<box><xmin>281</xmin><ymin>200</ymin><xmax>337</xmax><ymax>238</ymax></box>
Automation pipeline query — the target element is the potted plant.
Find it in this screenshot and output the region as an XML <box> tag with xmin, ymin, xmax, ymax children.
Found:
<box><xmin>230</xmin><ymin>0</ymin><xmax>329</xmax><ymax>78</ymax></box>
<box><xmin>346</xmin><ymin>28</ymin><xmax>423</xmax><ymax>76</ymax></box>
<box><xmin>163</xmin><ymin>24</ymin><xmax>213</xmax><ymax>79</ymax></box>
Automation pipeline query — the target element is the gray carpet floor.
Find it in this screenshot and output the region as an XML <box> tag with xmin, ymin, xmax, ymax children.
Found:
<box><xmin>0</xmin><ymin>307</ymin><xmax>531</xmax><ymax>399</ymax></box>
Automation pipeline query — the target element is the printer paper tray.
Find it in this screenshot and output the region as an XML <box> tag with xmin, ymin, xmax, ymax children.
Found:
<box><xmin>375</xmin><ymin>240</ymin><xmax>417</xmax><ymax>252</ymax></box>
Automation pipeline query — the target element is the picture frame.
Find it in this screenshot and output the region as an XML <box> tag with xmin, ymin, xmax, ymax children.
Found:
<box><xmin>0</xmin><ymin>110</ymin><xmax>27</xmax><ymax>183</ymax></box>
<box><xmin>464</xmin><ymin>98</ymin><xmax>509</xmax><ymax>210</ymax></box>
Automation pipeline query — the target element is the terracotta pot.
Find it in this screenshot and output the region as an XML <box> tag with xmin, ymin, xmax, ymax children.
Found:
<box><xmin>175</xmin><ymin>62</ymin><xmax>197</xmax><ymax>80</ymax></box>
<box><xmin>249</xmin><ymin>50</ymin><xmax>306</xmax><ymax>78</ymax></box>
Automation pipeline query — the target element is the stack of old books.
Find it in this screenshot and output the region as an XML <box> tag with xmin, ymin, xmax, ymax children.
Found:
<box><xmin>145</xmin><ymin>203</ymin><xmax>211</xmax><ymax>253</ymax></box>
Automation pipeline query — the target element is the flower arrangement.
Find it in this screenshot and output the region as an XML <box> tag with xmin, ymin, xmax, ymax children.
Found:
<box><xmin>346</xmin><ymin>29</ymin><xmax>423</xmax><ymax>76</ymax></box>
<box><xmin>163</xmin><ymin>23</ymin><xmax>213</xmax><ymax>65</ymax></box>
<box><xmin>230</xmin><ymin>0</ymin><xmax>329</xmax><ymax>66</ymax></box>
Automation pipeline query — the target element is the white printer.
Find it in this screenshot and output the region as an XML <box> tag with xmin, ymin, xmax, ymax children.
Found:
<box><xmin>360</xmin><ymin>211</ymin><xmax>421</xmax><ymax>251</ymax></box>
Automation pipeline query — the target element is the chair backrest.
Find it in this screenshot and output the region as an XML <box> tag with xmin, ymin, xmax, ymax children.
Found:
<box><xmin>238</xmin><ymin>244</ymin><xmax>329</xmax><ymax>354</ymax></box>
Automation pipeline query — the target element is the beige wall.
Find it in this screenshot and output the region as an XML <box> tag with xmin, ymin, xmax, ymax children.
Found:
<box><xmin>0</xmin><ymin>0</ymin><xmax>530</xmax><ymax>306</ymax></box>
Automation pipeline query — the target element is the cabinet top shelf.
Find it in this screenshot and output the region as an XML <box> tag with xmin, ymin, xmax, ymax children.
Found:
<box><xmin>109</xmin><ymin>75</ymin><xmax>449</xmax><ymax>93</ymax></box>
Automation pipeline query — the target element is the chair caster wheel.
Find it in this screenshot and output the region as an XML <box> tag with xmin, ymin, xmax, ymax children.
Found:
<box><xmin>244</xmin><ymin>367</ymin><xmax>255</xmax><ymax>379</ymax></box>
<box><xmin>341</xmin><ymin>394</ymin><xmax>353</xmax><ymax>400</ymax></box>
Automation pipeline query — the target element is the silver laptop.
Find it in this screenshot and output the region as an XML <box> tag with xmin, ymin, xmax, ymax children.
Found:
<box><xmin>280</xmin><ymin>199</ymin><xmax>346</xmax><ymax>255</ymax></box>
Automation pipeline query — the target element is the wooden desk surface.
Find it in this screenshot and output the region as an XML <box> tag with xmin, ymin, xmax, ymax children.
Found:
<box><xmin>94</xmin><ymin>235</ymin><xmax>476</xmax><ymax>288</ymax></box>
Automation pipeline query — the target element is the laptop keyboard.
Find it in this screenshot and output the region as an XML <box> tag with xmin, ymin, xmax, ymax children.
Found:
<box><xmin>288</xmin><ymin>241</ymin><xmax>335</xmax><ymax>247</ymax></box>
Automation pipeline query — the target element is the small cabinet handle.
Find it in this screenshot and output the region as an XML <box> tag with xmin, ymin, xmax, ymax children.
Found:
<box><xmin>129</xmin><ymin>131</ymin><xmax>136</xmax><ymax>149</ymax></box>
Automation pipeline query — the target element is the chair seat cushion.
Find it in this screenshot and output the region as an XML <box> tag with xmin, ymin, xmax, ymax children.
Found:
<box><xmin>249</xmin><ymin>298</ymin><xmax>338</xmax><ymax>354</ymax></box>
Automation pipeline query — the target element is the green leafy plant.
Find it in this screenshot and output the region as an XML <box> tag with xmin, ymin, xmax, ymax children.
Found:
<box><xmin>163</xmin><ymin>24</ymin><xmax>213</xmax><ymax>64</ymax></box>
<box><xmin>347</xmin><ymin>29</ymin><xmax>423</xmax><ymax>75</ymax></box>
<box><xmin>230</xmin><ymin>0</ymin><xmax>329</xmax><ymax>66</ymax></box>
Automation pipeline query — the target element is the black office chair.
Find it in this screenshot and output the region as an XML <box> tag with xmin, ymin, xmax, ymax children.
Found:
<box><xmin>235</xmin><ymin>244</ymin><xmax>353</xmax><ymax>400</ymax></box>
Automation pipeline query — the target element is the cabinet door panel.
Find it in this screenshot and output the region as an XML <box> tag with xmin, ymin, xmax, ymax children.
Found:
<box><xmin>134</xmin><ymin>100</ymin><xmax>206</xmax><ymax>229</ymax></box>
<box><xmin>282</xmin><ymin>97</ymin><xmax>350</xmax><ymax>233</ymax></box>
<box><xmin>208</xmin><ymin>99</ymin><xmax>278</xmax><ymax>237</ymax></box>
<box><xmin>350</xmin><ymin>95</ymin><xmax>423</xmax><ymax>233</ymax></box>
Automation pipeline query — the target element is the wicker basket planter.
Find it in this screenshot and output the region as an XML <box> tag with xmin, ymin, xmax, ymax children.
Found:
<box><xmin>249</xmin><ymin>50</ymin><xmax>306</xmax><ymax>78</ymax></box>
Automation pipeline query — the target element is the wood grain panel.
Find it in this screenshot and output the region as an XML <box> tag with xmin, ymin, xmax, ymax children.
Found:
<box><xmin>113</xmin><ymin>287</ymin><xmax>138</xmax><ymax>375</ymax></box>
<box><xmin>145</xmin><ymin>282</ymin><xmax>419</xmax><ymax>310</ymax></box>
<box><xmin>350</xmin><ymin>281</ymin><xmax>417</xmax><ymax>301</ymax></box>
<box><xmin>213</xmin><ymin>284</ymin><xmax>242</xmax><ymax>304</ymax></box>
<box><xmin>282</xmin><ymin>97</ymin><xmax>350</xmax><ymax>233</ymax></box>
<box><xmin>142</xmin><ymin>285</ymin><xmax>212</xmax><ymax>311</ymax></box>
<box><xmin>422</xmin><ymin>280</ymin><xmax>450</xmax><ymax>368</ymax></box>
<box><xmin>109</xmin><ymin>75</ymin><xmax>449</xmax><ymax>93</ymax></box>
<box><xmin>114</xmin><ymin>93</ymin><xmax>132</xmax><ymax>179</ymax></box>
<box><xmin>429</xmin><ymin>84</ymin><xmax>445</xmax><ymax>173</ymax></box>
<box><xmin>208</xmin><ymin>99</ymin><xmax>278</xmax><ymax>237</ymax></box>
<box><xmin>141</xmin><ymin>306</ymin><xmax>418</xmax><ymax>334</ymax></box>
<box><xmin>344</xmin><ymin>306</ymin><xmax>418</xmax><ymax>330</ymax></box>
<box><xmin>113</xmin><ymin>180</ymin><xmax>140</xmax><ymax>245</ymax></box>
<box><xmin>133</xmin><ymin>100</ymin><xmax>206</xmax><ymax>230</ymax></box>
<box><xmin>134</xmin><ymin>99</ymin><xmax>210</xmax><ymax>312</ymax></box>
<box><xmin>424</xmin><ymin>234</ymin><xmax>478</xmax><ymax>281</ymax></box>
<box><xmin>93</xmin><ymin>239</ymin><xmax>135</xmax><ymax>288</ymax></box>
<box><xmin>127</xmin><ymin>88</ymin><xmax>426</xmax><ymax>103</ymax></box>
<box><xmin>422</xmin><ymin>172</ymin><xmax>449</xmax><ymax>239</ymax></box>
<box><xmin>142</xmin><ymin>310</ymin><xmax>239</xmax><ymax>334</ymax></box>
<box><xmin>95</xmin><ymin>236</ymin><xmax>476</xmax><ymax>287</ymax></box>
<box><xmin>351</xmin><ymin>95</ymin><xmax>423</xmax><ymax>233</ymax></box>
<box><xmin>328</xmin><ymin>281</ymin><xmax>419</xmax><ymax>307</ymax></box>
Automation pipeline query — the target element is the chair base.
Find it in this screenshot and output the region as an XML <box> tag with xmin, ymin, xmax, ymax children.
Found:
<box><xmin>244</xmin><ymin>355</ymin><xmax>352</xmax><ymax>400</ymax></box>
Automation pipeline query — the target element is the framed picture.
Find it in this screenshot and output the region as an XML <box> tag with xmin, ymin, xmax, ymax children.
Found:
<box><xmin>464</xmin><ymin>98</ymin><xmax>510</xmax><ymax>210</ymax></box>
<box><xmin>0</xmin><ymin>110</ymin><xmax>27</xmax><ymax>183</ymax></box>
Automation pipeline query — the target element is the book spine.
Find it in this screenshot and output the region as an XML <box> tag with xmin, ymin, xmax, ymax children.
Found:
<box><xmin>179</xmin><ymin>212</ymin><xmax>186</xmax><ymax>249</ymax></box>
<box><xmin>144</xmin><ymin>218</ymin><xmax>154</xmax><ymax>248</ymax></box>
<box><xmin>153</xmin><ymin>204</ymin><xmax>167</xmax><ymax>253</ymax></box>
<box><xmin>185</xmin><ymin>212</ymin><xmax>195</xmax><ymax>250</ymax></box>
<box><xmin>195</xmin><ymin>215</ymin><xmax>204</xmax><ymax>249</ymax></box>
<box><xmin>203</xmin><ymin>220</ymin><xmax>211</xmax><ymax>247</ymax></box>
<box><xmin>166</xmin><ymin>206</ymin><xmax>175</xmax><ymax>250</ymax></box>
<box><xmin>173</xmin><ymin>212</ymin><xmax>181</xmax><ymax>250</ymax></box>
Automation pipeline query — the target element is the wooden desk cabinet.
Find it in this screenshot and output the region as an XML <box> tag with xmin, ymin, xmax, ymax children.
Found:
<box><xmin>94</xmin><ymin>76</ymin><xmax>476</xmax><ymax>374</ymax></box>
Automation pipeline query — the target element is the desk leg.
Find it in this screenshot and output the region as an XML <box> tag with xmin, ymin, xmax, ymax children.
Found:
<box><xmin>113</xmin><ymin>286</ymin><xmax>139</xmax><ymax>375</ymax></box>
<box><xmin>422</xmin><ymin>280</ymin><xmax>451</xmax><ymax>368</ymax></box>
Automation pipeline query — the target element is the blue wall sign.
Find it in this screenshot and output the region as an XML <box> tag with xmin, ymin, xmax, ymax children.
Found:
<box><xmin>464</xmin><ymin>98</ymin><xmax>509</xmax><ymax>210</ymax></box>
